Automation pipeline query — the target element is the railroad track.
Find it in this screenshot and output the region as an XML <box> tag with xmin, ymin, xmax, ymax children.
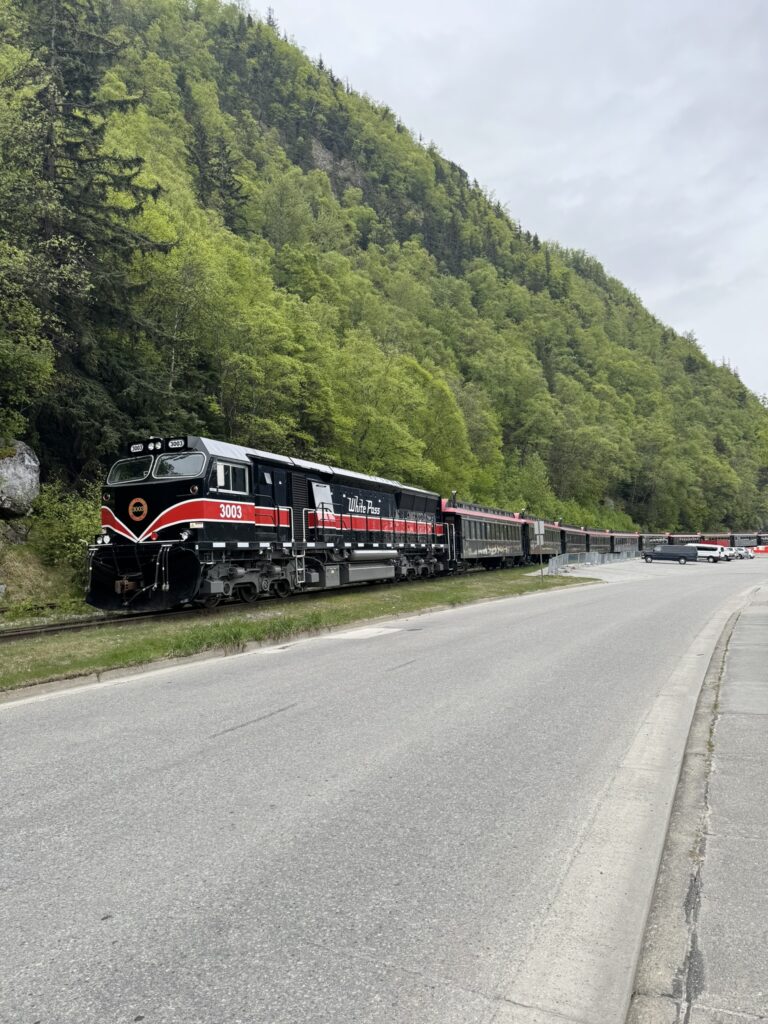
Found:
<box><xmin>0</xmin><ymin>612</ymin><xmax>156</xmax><ymax>644</ymax></box>
<box><xmin>0</xmin><ymin>570</ymin><xmax>483</xmax><ymax>645</ymax></box>
<box><xmin>0</xmin><ymin>588</ymin><xmax>331</xmax><ymax>644</ymax></box>
<box><xmin>0</xmin><ymin>605</ymin><xmax>221</xmax><ymax>644</ymax></box>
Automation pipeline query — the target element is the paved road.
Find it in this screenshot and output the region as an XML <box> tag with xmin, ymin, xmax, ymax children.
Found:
<box><xmin>2</xmin><ymin>559</ymin><xmax>766</xmax><ymax>1024</ymax></box>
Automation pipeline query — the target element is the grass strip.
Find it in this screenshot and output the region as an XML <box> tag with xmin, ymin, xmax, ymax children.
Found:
<box><xmin>0</xmin><ymin>569</ymin><xmax>590</xmax><ymax>692</ymax></box>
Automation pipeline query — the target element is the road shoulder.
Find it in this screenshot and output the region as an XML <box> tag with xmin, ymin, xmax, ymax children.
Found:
<box><xmin>628</xmin><ymin>585</ymin><xmax>768</xmax><ymax>1023</ymax></box>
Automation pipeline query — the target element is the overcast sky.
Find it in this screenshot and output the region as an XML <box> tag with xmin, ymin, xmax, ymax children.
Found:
<box><xmin>259</xmin><ymin>0</ymin><xmax>767</xmax><ymax>399</ymax></box>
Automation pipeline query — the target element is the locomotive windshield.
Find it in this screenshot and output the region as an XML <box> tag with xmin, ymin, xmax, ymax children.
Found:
<box><xmin>107</xmin><ymin>456</ymin><xmax>153</xmax><ymax>484</ymax></box>
<box><xmin>153</xmin><ymin>452</ymin><xmax>206</xmax><ymax>479</ymax></box>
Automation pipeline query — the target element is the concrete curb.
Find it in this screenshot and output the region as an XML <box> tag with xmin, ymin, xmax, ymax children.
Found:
<box><xmin>628</xmin><ymin>583</ymin><xmax>768</xmax><ymax>1023</ymax></box>
<box><xmin>491</xmin><ymin>584</ymin><xmax>760</xmax><ymax>1024</ymax></box>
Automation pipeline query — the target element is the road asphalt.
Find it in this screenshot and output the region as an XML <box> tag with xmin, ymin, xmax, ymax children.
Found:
<box><xmin>2</xmin><ymin>557</ymin><xmax>767</xmax><ymax>1024</ymax></box>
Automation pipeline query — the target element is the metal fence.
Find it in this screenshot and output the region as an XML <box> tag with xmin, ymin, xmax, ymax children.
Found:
<box><xmin>546</xmin><ymin>550</ymin><xmax>641</xmax><ymax>574</ymax></box>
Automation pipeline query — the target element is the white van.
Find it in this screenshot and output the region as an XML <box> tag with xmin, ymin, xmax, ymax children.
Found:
<box><xmin>685</xmin><ymin>543</ymin><xmax>730</xmax><ymax>563</ymax></box>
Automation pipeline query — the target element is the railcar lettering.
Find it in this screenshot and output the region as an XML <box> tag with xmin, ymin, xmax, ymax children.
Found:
<box><xmin>347</xmin><ymin>496</ymin><xmax>381</xmax><ymax>515</ymax></box>
<box><xmin>219</xmin><ymin>503</ymin><xmax>243</xmax><ymax>519</ymax></box>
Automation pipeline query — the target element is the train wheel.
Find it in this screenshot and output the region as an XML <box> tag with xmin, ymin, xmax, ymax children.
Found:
<box><xmin>272</xmin><ymin>578</ymin><xmax>291</xmax><ymax>598</ymax></box>
<box><xmin>199</xmin><ymin>594</ymin><xmax>222</xmax><ymax>609</ymax></box>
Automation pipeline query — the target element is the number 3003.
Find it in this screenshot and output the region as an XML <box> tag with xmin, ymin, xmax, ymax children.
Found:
<box><xmin>219</xmin><ymin>503</ymin><xmax>243</xmax><ymax>519</ymax></box>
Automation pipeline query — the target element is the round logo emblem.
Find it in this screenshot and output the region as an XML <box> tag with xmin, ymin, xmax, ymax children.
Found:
<box><xmin>128</xmin><ymin>497</ymin><xmax>148</xmax><ymax>522</ymax></box>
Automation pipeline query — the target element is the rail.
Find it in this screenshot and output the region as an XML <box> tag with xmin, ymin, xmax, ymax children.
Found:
<box><xmin>0</xmin><ymin>600</ymin><xmax>252</xmax><ymax>646</ymax></box>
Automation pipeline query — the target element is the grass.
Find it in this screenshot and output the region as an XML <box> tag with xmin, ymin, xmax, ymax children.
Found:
<box><xmin>0</xmin><ymin>568</ymin><xmax>591</xmax><ymax>692</ymax></box>
<box><xmin>0</xmin><ymin>536</ymin><xmax>91</xmax><ymax>623</ymax></box>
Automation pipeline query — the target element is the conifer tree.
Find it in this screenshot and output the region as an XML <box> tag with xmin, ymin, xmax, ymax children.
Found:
<box><xmin>15</xmin><ymin>0</ymin><xmax>164</xmax><ymax>338</ymax></box>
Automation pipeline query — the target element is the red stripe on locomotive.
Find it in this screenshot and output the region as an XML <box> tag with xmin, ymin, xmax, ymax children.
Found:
<box><xmin>101</xmin><ymin>500</ymin><xmax>443</xmax><ymax>542</ymax></box>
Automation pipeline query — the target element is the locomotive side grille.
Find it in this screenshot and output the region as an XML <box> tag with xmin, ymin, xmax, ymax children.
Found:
<box><xmin>290</xmin><ymin>473</ymin><xmax>308</xmax><ymax>542</ymax></box>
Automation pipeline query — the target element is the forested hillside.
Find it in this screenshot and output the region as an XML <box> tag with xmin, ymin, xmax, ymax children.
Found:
<box><xmin>2</xmin><ymin>0</ymin><xmax>767</xmax><ymax>531</ymax></box>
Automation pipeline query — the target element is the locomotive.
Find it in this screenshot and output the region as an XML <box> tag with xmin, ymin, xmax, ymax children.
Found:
<box><xmin>88</xmin><ymin>435</ymin><xmax>447</xmax><ymax>611</ymax></box>
<box><xmin>86</xmin><ymin>435</ymin><xmax>766</xmax><ymax>612</ymax></box>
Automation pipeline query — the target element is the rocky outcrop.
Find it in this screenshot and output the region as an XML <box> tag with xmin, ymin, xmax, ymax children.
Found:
<box><xmin>311</xmin><ymin>137</ymin><xmax>365</xmax><ymax>191</ymax></box>
<box><xmin>0</xmin><ymin>441</ymin><xmax>40</xmax><ymax>517</ymax></box>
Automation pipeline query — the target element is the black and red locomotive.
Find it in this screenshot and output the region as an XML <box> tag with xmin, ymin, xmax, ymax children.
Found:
<box><xmin>87</xmin><ymin>435</ymin><xmax>766</xmax><ymax>612</ymax></box>
<box><xmin>89</xmin><ymin>436</ymin><xmax>446</xmax><ymax>611</ymax></box>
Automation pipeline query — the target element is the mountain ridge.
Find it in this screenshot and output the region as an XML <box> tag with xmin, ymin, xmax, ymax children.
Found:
<box><xmin>1</xmin><ymin>0</ymin><xmax>766</xmax><ymax>531</ymax></box>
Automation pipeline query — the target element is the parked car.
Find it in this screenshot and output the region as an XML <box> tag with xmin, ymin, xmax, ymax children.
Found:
<box><xmin>735</xmin><ymin>546</ymin><xmax>755</xmax><ymax>559</ymax></box>
<box><xmin>685</xmin><ymin>543</ymin><xmax>729</xmax><ymax>563</ymax></box>
<box><xmin>644</xmin><ymin>544</ymin><xmax>699</xmax><ymax>564</ymax></box>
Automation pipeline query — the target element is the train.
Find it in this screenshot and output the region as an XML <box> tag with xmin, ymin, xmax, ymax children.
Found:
<box><xmin>86</xmin><ymin>435</ymin><xmax>767</xmax><ymax>612</ymax></box>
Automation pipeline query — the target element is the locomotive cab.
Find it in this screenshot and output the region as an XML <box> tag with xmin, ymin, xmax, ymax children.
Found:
<box><xmin>89</xmin><ymin>437</ymin><xmax>209</xmax><ymax>611</ymax></box>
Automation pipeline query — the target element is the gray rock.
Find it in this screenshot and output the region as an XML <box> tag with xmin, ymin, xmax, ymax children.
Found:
<box><xmin>311</xmin><ymin>137</ymin><xmax>364</xmax><ymax>189</ymax></box>
<box><xmin>0</xmin><ymin>441</ymin><xmax>40</xmax><ymax>517</ymax></box>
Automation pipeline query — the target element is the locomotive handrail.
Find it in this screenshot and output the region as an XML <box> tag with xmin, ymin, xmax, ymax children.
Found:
<box><xmin>276</xmin><ymin>505</ymin><xmax>293</xmax><ymax>542</ymax></box>
<box><xmin>446</xmin><ymin>521</ymin><xmax>456</xmax><ymax>562</ymax></box>
<box><xmin>256</xmin><ymin>504</ymin><xmax>293</xmax><ymax>535</ymax></box>
<box><xmin>366</xmin><ymin>508</ymin><xmax>385</xmax><ymax>543</ymax></box>
<box><xmin>302</xmin><ymin>503</ymin><xmax>340</xmax><ymax>544</ymax></box>
<box><xmin>392</xmin><ymin>515</ymin><xmax>405</xmax><ymax>543</ymax></box>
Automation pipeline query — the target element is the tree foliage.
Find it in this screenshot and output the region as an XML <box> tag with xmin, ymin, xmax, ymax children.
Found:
<box><xmin>1</xmin><ymin>0</ymin><xmax>766</xmax><ymax>531</ymax></box>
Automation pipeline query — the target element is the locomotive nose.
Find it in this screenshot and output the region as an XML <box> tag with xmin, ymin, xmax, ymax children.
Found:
<box><xmin>87</xmin><ymin>547</ymin><xmax>201</xmax><ymax>611</ymax></box>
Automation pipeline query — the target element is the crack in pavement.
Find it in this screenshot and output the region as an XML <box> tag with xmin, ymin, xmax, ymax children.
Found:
<box><xmin>209</xmin><ymin>701</ymin><xmax>299</xmax><ymax>737</ymax></box>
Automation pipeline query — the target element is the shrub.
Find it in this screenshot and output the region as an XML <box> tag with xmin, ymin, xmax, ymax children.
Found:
<box><xmin>31</xmin><ymin>481</ymin><xmax>101</xmax><ymax>586</ymax></box>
